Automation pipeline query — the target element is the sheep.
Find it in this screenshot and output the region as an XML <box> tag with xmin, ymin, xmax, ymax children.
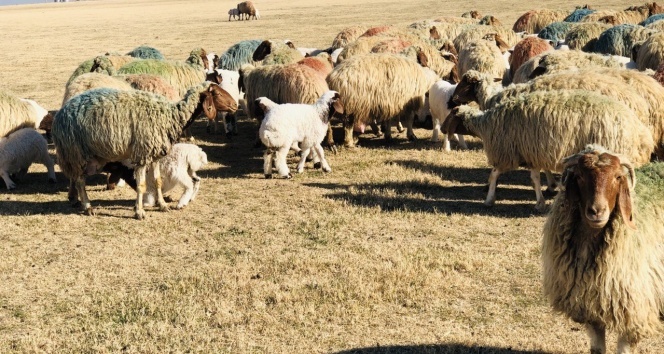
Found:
<box><xmin>65</xmin><ymin>53</ymin><xmax>135</xmax><ymax>86</ymax></box>
<box><xmin>653</xmin><ymin>62</ymin><xmax>664</xmax><ymax>85</ymax></box>
<box><xmin>51</xmin><ymin>82</ymin><xmax>237</xmax><ymax>219</ymax></box>
<box><xmin>457</xmin><ymin>38</ymin><xmax>507</xmax><ymax>82</ymax></box>
<box><xmin>582</xmin><ymin>3</ymin><xmax>662</xmax><ymax>25</ymax></box>
<box><xmin>478</xmin><ymin>15</ymin><xmax>502</xmax><ymax>26</ymax></box>
<box><xmin>0</xmin><ymin>91</ymin><xmax>50</xmax><ymax>138</ymax></box>
<box><xmin>592</xmin><ymin>24</ymin><xmax>657</xmax><ymax>57</ymax></box>
<box><xmin>326</xmin><ymin>53</ymin><xmax>438</xmax><ymax>148</ymax></box>
<box><xmin>512</xmin><ymin>9</ymin><xmax>570</xmax><ymax>34</ymax></box>
<box><xmin>563</xmin><ymin>8</ymin><xmax>595</xmax><ymax>22</ymax></box>
<box><xmin>117</xmin><ymin>48</ymin><xmax>208</xmax><ymax>96</ymax></box>
<box><xmin>542</xmin><ymin>145</ymin><xmax>664</xmax><ymax>354</ymax></box>
<box><xmin>443</xmin><ymin>90</ymin><xmax>654</xmax><ymax>211</ymax></box>
<box><xmin>331</xmin><ymin>26</ymin><xmax>368</xmax><ymax>50</ymax></box>
<box><xmin>433</xmin><ymin>16</ymin><xmax>478</xmax><ymax>25</ymax></box>
<box><xmin>206</xmin><ymin>69</ymin><xmax>243</xmax><ymax>136</ymax></box>
<box><xmin>217</xmin><ymin>39</ymin><xmax>262</xmax><ymax>71</ymax></box>
<box><xmin>511</xmin><ymin>50</ymin><xmax>625</xmax><ymax>84</ymax></box>
<box><xmin>453</xmin><ymin>25</ymin><xmax>519</xmax><ymax>53</ymax></box>
<box><xmin>126</xmin><ymin>45</ymin><xmax>165</xmax><ymax>60</ymax></box>
<box><xmin>646</xmin><ymin>17</ymin><xmax>664</xmax><ymax>31</ymax></box>
<box><xmin>252</xmin><ymin>39</ymin><xmax>304</xmax><ymax>66</ymax></box>
<box><xmin>564</xmin><ymin>22</ymin><xmax>612</xmax><ymax>51</ymax></box>
<box><xmin>537</xmin><ymin>21</ymin><xmax>578</xmax><ymax>42</ymax></box>
<box><xmin>418</xmin><ymin>79</ymin><xmax>467</xmax><ymax>150</ymax></box>
<box><xmin>0</xmin><ymin>128</ymin><xmax>56</xmax><ymax>190</ymax></box>
<box><xmin>143</xmin><ymin>143</ymin><xmax>207</xmax><ymax>210</ymax></box>
<box><xmin>429</xmin><ymin>23</ymin><xmax>476</xmax><ymax>42</ymax></box>
<box><xmin>509</xmin><ymin>37</ymin><xmax>553</xmax><ymax>81</ymax></box>
<box><xmin>461</xmin><ymin>10</ymin><xmax>482</xmax><ymax>19</ymax></box>
<box><xmin>635</xmin><ymin>32</ymin><xmax>664</xmax><ymax>70</ymax></box>
<box><xmin>258</xmin><ymin>91</ymin><xmax>344</xmax><ymax>178</ymax></box>
<box><xmin>228</xmin><ymin>8</ymin><xmax>240</xmax><ymax>21</ymax></box>
<box><xmin>237</xmin><ymin>1</ymin><xmax>258</xmax><ymax>20</ymax></box>
<box><xmin>62</xmin><ymin>72</ymin><xmax>180</xmax><ymax>107</ymax></box>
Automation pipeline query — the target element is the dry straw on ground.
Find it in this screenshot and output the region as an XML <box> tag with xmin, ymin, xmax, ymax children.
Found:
<box><xmin>0</xmin><ymin>0</ymin><xmax>662</xmax><ymax>353</ymax></box>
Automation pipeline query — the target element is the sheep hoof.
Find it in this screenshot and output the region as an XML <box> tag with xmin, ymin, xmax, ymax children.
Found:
<box><xmin>322</xmin><ymin>166</ymin><xmax>332</xmax><ymax>173</ymax></box>
<box><xmin>285</xmin><ymin>173</ymin><xmax>293</xmax><ymax>179</ymax></box>
<box><xmin>176</xmin><ymin>204</ymin><xmax>185</xmax><ymax>210</ymax></box>
<box><xmin>329</xmin><ymin>144</ymin><xmax>338</xmax><ymax>155</ymax></box>
<box><xmin>135</xmin><ymin>209</ymin><xmax>146</xmax><ymax>220</ymax></box>
<box><xmin>159</xmin><ymin>204</ymin><xmax>171</xmax><ymax>212</ymax></box>
<box><xmin>408</xmin><ymin>135</ymin><xmax>417</xmax><ymax>142</ymax></box>
<box><xmin>264</xmin><ymin>174</ymin><xmax>272</xmax><ymax>179</ymax></box>
<box><xmin>106</xmin><ymin>183</ymin><xmax>117</xmax><ymax>191</ymax></box>
<box><xmin>71</xmin><ymin>201</ymin><xmax>82</xmax><ymax>208</ymax></box>
<box><xmin>313</xmin><ymin>162</ymin><xmax>322</xmax><ymax>169</ymax></box>
<box><xmin>535</xmin><ymin>203</ymin><xmax>548</xmax><ymax>213</ymax></box>
<box><xmin>48</xmin><ymin>178</ymin><xmax>56</xmax><ymax>184</ymax></box>
<box><xmin>543</xmin><ymin>188</ymin><xmax>558</xmax><ymax>198</ymax></box>
<box><xmin>84</xmin><ymin>207</ymin><xmax>96</xmax><ymax>216</ymax></box>
<box><xmin>206</xmin><ymin>126</ymin><xmax>213</xmax><ymax>134</ymax></box>
<box><xmin>483</xmin><ymin>200</ymin><xmax>495</xmax><ymax>207</ymax></box>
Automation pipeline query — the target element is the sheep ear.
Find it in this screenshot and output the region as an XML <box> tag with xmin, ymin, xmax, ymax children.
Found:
<box><xmin>285</xmin><ymin>40</ymin><xmax>296</xmax><ymax>49</ymax></box>
<box><xmin>416</xmin><ymin>48</ymin><xmax>429</xmax><ymax>68</ymax></box>
<box><xmin>331</xmin><ymin>99</ymin><xmax>344</xmax><ymax>115</ymax></box>
<box><xmin>617</xmin><ymin>172</ymin><xmax>636</xmax><ymax>230</ymax></box>
<box><xmin>562</xmin><ymin>167</ymin><xmax>580</xmax><ymax>202</ymax></box>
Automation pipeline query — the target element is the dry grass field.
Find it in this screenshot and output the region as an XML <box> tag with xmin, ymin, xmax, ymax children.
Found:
<box><xmin>0</xmin><ymin>0</ymin><xmax>662</xmax><ymax>353</ymax></box>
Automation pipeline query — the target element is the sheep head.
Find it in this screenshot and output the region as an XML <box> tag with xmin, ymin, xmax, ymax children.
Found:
<box><xmin>205</xmin><ymin>72</ymin><xmax>223</xmax><ymax>85</ymax></box>
<box><xmin>253</xmin><ymin>40</ymin><xmax>273</xmax><ymax>61</ymax></box>
<box><xmin>479</xmin><ymin>15</ymin><xmax>502</xmax><ymax>26</ymax></box>
<box><xmin>442</xmin><ymin>106</ymin><xmax>475</xmax><ymax>137</ymax></box>
<box><xmin>598</xmin><ymin>15</ymin><xmax>619</xmax><ymax>25</ymax></box>
<box><xmin>430</xmin><ymin>26</ymin><xmax>441</xmax><ymax>40</ymax></box>
<box><xmin>649</xmin><ymin>2</ymin><xmax>664</xmax><ymax>15</ymax></box>
<box><xmin>187</xmin><ymin>48</ymin><xmax>209</xmax><ymax>70</ymax></box>
<box><xmin>39</xmin><ymin>110</ymin><xmax>57</xmax><ymax>134</ymax></box>
<box><xmin>326</xmin><ymin>91</ymin><xmax>344</xmax><ymax>119</ymax></box>
<box><xmin>451</xmin><ymin>70</ymin><xmax>499</xmax><ymax>106</ymax></box>
<box><xmin>200</xmin><ymin>84</ymin><xmax>238</xmax><ymax>120</ymax></box>
<box><xmin>438</xmin><ymin>40</ymin><xmax>458</xmax><ymax>57</ymax></box>
<box><xmin>561</xmin><ymin>146</ymin><xmax>637</xmax><ymax>230</ymax></box>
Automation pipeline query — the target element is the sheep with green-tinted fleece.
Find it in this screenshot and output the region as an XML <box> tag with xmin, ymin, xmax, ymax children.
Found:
<box><xmin>126</xmin><ymin>45</ymin><xmax>165</xmax><ymax>60</ymax></box>
<box><xmin>592</xmin><ymin>24</ymin><xmax>657</xmax><ymax>57</ymax></box>
<box><xmin>117</xmin><ymin>48</ymin><xmax>209</xmax><ymax>96</ymax></box>
<box><xmin>51</xmin><ymin>83</ymin><xmax>237</xmax><ymax>219</ymax></box>
<box><xmin>564</xmin><ymin>22</ymin><xmax>612</xmax><ymax>51</ymax></box>
<box><xmin>326</xmin><ymin>53</ymin><xmax>438</xmax><ymax>148</ymax></box>
<box><xmin>66</xmin><ymin>53</ymin><xmax>136</xmax><ymax>86</ymax></box>
<box><xmin>581</xmin><ymin>2</ymin><xmax>663</xmax><ymax>25</ymax></box>
<box><xmin>542</xmin><ymin>145</ymin><xmax>664</xmax><ymax>354</ymax></box>
<box><xmin>443</xmin><ymin>89</ymin><xmax>654</xmax><ymax>211</ymax></box>
<box><xmin>252</xmin><ymin>40</ymin><xmax>303</xmax><ymax>66</ymax></box>
<box><xmin>217</xmin><ymin>39</ymin><xmax>262</xmax><ymax>71</ymax></box>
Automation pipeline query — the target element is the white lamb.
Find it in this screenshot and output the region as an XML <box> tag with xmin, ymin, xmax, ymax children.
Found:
<box><xmin>0</xmin><ymin>128</ymin><xmax>56</xmax><ymax>190</ymax></box>
<box><xmin>418</xmin><ymin>80</ymin><xmax>468</xmax><ymax>151</ymax></box>
<box><xmin>207</xmin><ymin>69</ymin><xmax>244</xmax><ymax>136</ymax></box>
<box><xmin>144</xmin><ymin>143</ymin><xmax>208</xmax><ymax>209</ymax></box>
<box><xmin>228</xmin><ymin>8</ymin><xmax>240</xmax><ymax>21</ymax></box>
<box><xmin>258</xmin><ymin>90</ymin><xmax>344</xmax><ymax>178</ymax></box>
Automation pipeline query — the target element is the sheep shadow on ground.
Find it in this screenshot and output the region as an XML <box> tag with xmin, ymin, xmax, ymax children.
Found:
<box><xmin>333</xmin><ymin>343</ymin><xmax>550</xmax><ymax>354</ymax></box>
<box><xmin>304</xmin><ymin>180</ymin><xmax>541</xmax><ymax>218</ymax></box>
<box><xmin>392</xmin><ymin>160</ymin><xmax>559</xmax><ymax>188</ymax></box>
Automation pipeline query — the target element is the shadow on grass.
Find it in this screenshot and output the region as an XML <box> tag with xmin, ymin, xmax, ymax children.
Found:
<box><xmin>333</xmin><ymin>343</ymin><xmax>549</xmax><ymax>354</ymax></box>
<box><xmin>305</xmin><ymin>181</ymin><xmax>542</xmax><ymax>218</ymax></box>
<box><xmin>0</xmin><ymin>198</ymin><xmax>138</xmax><ymax>218</ymax></box>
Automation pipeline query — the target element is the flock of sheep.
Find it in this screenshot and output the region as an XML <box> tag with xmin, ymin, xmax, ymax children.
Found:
<box><xmin>0</xmin><ymin>2</ymin><xmax>664</xmax><ymax>353</ymax></box>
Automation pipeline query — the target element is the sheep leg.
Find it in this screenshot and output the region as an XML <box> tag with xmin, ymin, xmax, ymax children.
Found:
<box><xmin>382</xmin><ymin>121</ymin><xmax>393</xmax><ymax>144</ymax></box>
<box><xmin>543</xmin><ymin>170</ymin><xmax>559</xmax><ymax>196</ymax></box>
<box><xmin>175</xmin><ymin>174</ymin><xmax>195</xmax><ymax>210</ymax></box>
<box><xmin>326</xmin><ymin>125</ymin><xmax>337</xmax><ymax>154</ymax></box>
<box><xmin>617</xmin><ymin>335</ymin><xmax>636</xmax><ymax>354</ymax></box>
<box><xmin>74</xmin><ymin>176</ymin><xmax>95</xmax><ymax>216</ymax></box>
<box><xmin>274</xmin><ymin>145</ymin><xmax>292</xmax><ymax>178</ymax></box>
<box><xmin>190</xmin><ymin>173</ymin><xmax>201</xmax><ymax>201</ymax></box>
<box><xmin>443</xmin><ymin>134</ymin><xmax>452</xmax><ymax>152</ymax></box>
<box><xmin>485</xmin><ymin>168</ymin><xmax>502</xmax><ymax>206</ymax></box>
<box><xmin>263</xmin><ymin>149</ymin><xmax>274</xmax><ymax>178</ymax></box>
<box><xmin>296</xmin><ymin>147</ymin><xmax>311</xmax><ymax>173</ymax></box>
<box><xmin>431</xmin><ymin>117</ymin><xmax>441</xmax><ymax>142</ymax></box>
<box><xmin>456</xmin><ymin>134</ymin><xmax>468</xmax><ymax>150</ymax></box>
<box><xmin>313</xmin><ymin>143</ymin><xmax>331</xmax><ymax>172</ymax></box>
<box><xmin>586</xmin><ymin>323</ymin><xmax>606</xmax><ymax>354</ymax></box>
<box><xmin>530</xmin><ymin>169</ymin><xmax>547</xmax><ymax>212</ymax></box>
<box><xmin>405</xmin><ymin>113</ymin><xmax>417</xmax><ymax>141</ymax></box>
<box><xmin>68</xmin><ymin>178</ymin><xmax>79</xmax><ymax>204</ymax></box>
<box><xmin>1</xmin><ymin>170</ymin><xmax>17</xmax><ymax>190</ymax></box>
<box><xmin>396</xmin><ymin>120</ymin><xmax>405</xmax><ymax>133</ymax></box>
<box><xmin>370</xmin><ymin>121</ymin><xmax>383</xmax><ymax>137</ymax></box>
<box><xmin>151</xmin><ymin>161</ymin><xmax>170</xmax><ymax>212</ymax></box>
<box><xmin>343</xmin><ymin>120</ymin><xmax>356</xmax><ymax>148</ymax></box>
<box><xmin>134</xmin><ymin>166</ymin><xmax>147</xmax><ymax>220</ymax></box>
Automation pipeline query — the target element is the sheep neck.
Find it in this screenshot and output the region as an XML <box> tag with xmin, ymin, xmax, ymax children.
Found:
<box><xmin>477</xmin><ymin>78</ymin><xmax>503</xmax><ymax>109</ymax></box>
<box><xmin>175</xmin><ymin>86</ymin><xmax>206</xmax><ymax>131</ymax></box>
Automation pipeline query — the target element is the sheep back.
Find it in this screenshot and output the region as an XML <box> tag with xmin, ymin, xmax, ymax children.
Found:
<box><xmin>118</xmin><ymin>59</ymin><xmax>206</xmax><ymax>96</ymax></box>
<box><xmin>537</xmin><ymin>21</ymin><xmax>578</xmax><ymax>42</ymax></box>
<box><xmin>509</xmin><ymin>37</ymin><xmax>553</xmax><ymax>80</ymax></box>
<box><xmin>453</xmin><ymin>25</ymin><xmax>519</xmax><ymax>53</ymax></box>
<box><xmin>126</xmin><ymin>46</ymin><xmax>165</xmax><ymax>60</ymax></box>
<box><xmin>332</xmin><ymin>26</ymin><xmax>368</xmax><ymax>50</ymax></box>
<box><xmin>121</xmin><ymin>74</ymin><xmax>181</xmax><ymax>101</ymax></box>
<box><xmin>641</xmin><ymin>13</ymin><xmax>664</xmax><ymax>25</ymax></box>
<box><xmin>62</xmin><ymin>72</ymin><xmax>133</xmax><ymax>105</ymax></box>
<box><xmin>564</xmin><ymin>22</ymin><xmax>612</xmax><ymax>50</ymax></box>
<box><xmin>592</xmin><ymin>24</ymin><xmax>657</xmax><ymax>56</ymax></box>
<box><xmin>563</xmin><ymin>8</ymin><xmax>595</xmax><ymax>22</ymax></box>
<box><xmin>512</xmin><ymin>9</ymin><xmax>569</xmax><ymax>34</ymax></box>
<box><xmin>511</xmin><ymin>50</ymin><xmax>624</xmax><ymax>84</ymax></box>
<box><xmin>458</xmin><ymin>39</ymin><xmax>506</xmax><ymax>79</ymax></box>
<box><xmin>218</xmin><ymin>39</ymin><xmax>262</xmax><ymax>71</ymax></box>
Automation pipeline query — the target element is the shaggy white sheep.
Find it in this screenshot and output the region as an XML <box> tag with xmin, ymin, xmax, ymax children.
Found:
<box><xmin>144</xmin><ymin>143</ymin><xmax>208</xmax><ymax>210</ymax></box>
<box><xmin>258</xmin><ymin>91</ymin><xmax>344</xmax><ymax>178</ymax></box>
<box><xmin>543</xmin><ymin>145</ymin><xmax>664</xmax><ymax>354</ymax></box>
<box><xmin>0</xmin><ymin>128</ymin><xmax>56</xmax><ymax>190</ymax></box>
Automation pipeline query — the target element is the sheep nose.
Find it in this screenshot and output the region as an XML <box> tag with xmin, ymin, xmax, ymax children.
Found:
<box><xmin>586</xmin><ymin>204</ymin><xmax>605</xmax><ymax>218</ymax></box>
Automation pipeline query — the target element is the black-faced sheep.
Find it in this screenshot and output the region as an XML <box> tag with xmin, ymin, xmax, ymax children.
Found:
<box><xmin>258</xmin><ymin>91</ymin><xmax>343</xmax><ymax>178</ymax></box>
<box><xmin>542</xmin><ymin>145</ymin><xmax>664</xmax><ymax>354</ymax></box>
<box><xmin>51</xmin><ymin>83</ymin><xmax>237</xmax><ymax>219</ymax></box>
<box><xmin>0</xmin><ymin>128</ymin><xmax>56</xmax><ymax>190</ymax></box>
<box><xmin>444</xmin><ymin>90</ymin><xmax>654</xmax><ymax>211</ymax></box>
